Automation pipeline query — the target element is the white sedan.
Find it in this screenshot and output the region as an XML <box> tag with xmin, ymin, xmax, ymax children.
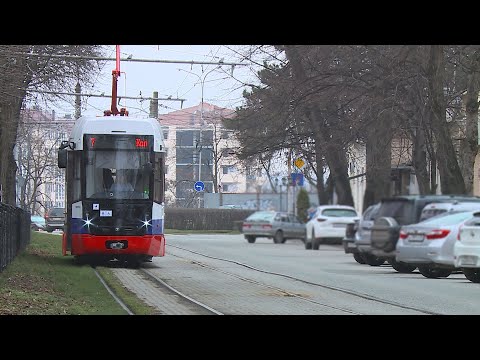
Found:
<box><xmin>305</xmin><ymin>205</ymin><xmax>360</xmax><ymax>250</ymax></box>
<box><xmin>453</xmin><ymin>212</ymin><xmax>480</xmax><ymax>283</ymax></box>
<box><xmin>396</xmin><ymin>210</ymin><xmax>478</xmax><ymax>278</ymax></box>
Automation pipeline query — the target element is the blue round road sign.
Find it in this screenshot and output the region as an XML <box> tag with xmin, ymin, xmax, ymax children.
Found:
<box><xmin>194</xmin><ymin>181</ymin><xmax>205</xmax><ymax>192</ymax></box>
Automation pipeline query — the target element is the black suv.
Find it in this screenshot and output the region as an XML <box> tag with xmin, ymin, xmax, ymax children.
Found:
<box><xmin>369</xmin><ymin>195</ymin><xmax>480</xmax><ymax>272</ymax></box>
<box><xmin>45</xmin><ymin>207</ymin><xmax>65</xmax><ymax>233</ymax></box>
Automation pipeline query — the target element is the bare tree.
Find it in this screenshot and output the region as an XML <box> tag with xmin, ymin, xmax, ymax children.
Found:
<box><xmin>427</xmin><ymin>45</ymin><xmax>466</xmax><ymax>194</ymax></box>
<box><xmin>0</xmin><ymin>45</ymin><xmax>105</xmax><ymax>206</ymax></box>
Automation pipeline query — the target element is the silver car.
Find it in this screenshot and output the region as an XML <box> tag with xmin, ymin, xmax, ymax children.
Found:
<box><xmin>242</xmin><ymin>211</ymin><xmax>306</xmax><ymax>244</ymax></box>
<box><xmin>395</xmin><ymin>210</ymin><xmax>478</xmax><ymax>278</ymax></box>
<box><xmin>353</xmin><ymin>203</ymin><xmax>386</xmax><ymax>266</ymax></box>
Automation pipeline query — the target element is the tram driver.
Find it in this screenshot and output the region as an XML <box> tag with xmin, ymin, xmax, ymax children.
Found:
<box><xmin>110</xmin><ymin>169</ymin><xmax>134</xmax><ymax>192</ymax></box>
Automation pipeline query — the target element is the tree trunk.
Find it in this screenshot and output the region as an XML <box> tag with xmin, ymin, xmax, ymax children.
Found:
<box><xmin>427</xmin><ymin>45</ymin><xmax>466</xmax><ymax>194</ymax></box>
<box><xmin>363</xmin><ymin>111</ymin><xmax>392</xmax><ymax>211</ymax></box>
<box><xmin>0</xmin><ymin>100</ymin><xmax>22</xmax><ymax>206</ymax></box>
<box><xmin>411</xmin><ymin>124</ymin><xmax>431</xmax><ymax>194</ymax></box>
<box><xmin>459</xmin><ymin>52</ymin><xmax>480</xmax><ymax>195</ymax></box>
<box><xmin>313</xmin><ymin>141</ymin><xmax>329</xmax><ymax>205</ymax></box>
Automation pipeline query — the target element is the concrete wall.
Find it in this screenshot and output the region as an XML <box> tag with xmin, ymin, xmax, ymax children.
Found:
<box><xmin>204</xmin><ymin>192</ymin><xmax>320</xmax><ymax>212</ymax></box>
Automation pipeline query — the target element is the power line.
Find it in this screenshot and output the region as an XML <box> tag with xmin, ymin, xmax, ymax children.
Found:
<box><xmin>20</xmin><ymin>88</ymin><xmax>186</xmax><ymax>103</ymax></box>
<box><xmin>2</xmin><ymin>51</ymin><xmax>248</xmax><ymax>67</ymax></box>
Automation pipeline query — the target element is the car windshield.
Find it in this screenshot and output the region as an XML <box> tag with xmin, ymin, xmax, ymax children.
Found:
<box><xmin>49</xmin><ymin>208</ymin><xmax>64</xmax><ymax>217</ymax></box>
<box><xmin>321</xmin><ymin>209</ymin><xmax>357</xmax><ymax>217</ymax></box>
<box><xmin>246</xmin><ymin>212</ymin><xmax>276</xmax><ymax>222</ymax></box>
<box><xmin>420</xmin><ymin>209</ymin><xmax>448</xmax><ymax>221</ymax></box>
<box><xmin>419</xmin><ymin>211</ymin><xmax>474</xmax><ymax>226</ymax></box>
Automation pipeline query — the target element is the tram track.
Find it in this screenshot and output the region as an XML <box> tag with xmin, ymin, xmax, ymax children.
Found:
<box><xmin>139</xmin><ymin>268</ymin><xmax>224</xmax><ymax>315</ymax></box>
<box><xmin>93</xmin><ymin>266</ymin><xmax>135</xmax><ymax>315</ymax></box>
<box><xmin>97</xmin><ymin>244</ymin><xmax>445</xmax><ymax>315</ymax></box>
<box><xmin>163</xmin><ymin>244</ymin><xmax>444</xmax><ymax>315</ymax></box>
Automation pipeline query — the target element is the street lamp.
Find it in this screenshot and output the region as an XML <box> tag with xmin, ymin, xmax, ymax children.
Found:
<box><xmin>275</xmin><ymin>177</ymin><xmax>289</xmax><ymax>212</ymax></box>
<box><xmin>275</xmin><ymin>178</ymin><xmax>281</xmax><ymax>211</ymax></box>
<box><xmin>282</xmin><ymin>176</ymin><xmax>288</xmax><ymax>212</ymax></box>
<box><xmin>178</xmin><ymin>66</ymin><xmax>221</xmax><ymax>208</ymax></box>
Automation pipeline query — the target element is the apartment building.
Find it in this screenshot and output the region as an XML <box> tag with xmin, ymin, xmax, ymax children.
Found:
<box><xmin>159</xmin><ymin>102</ymin><xmax>259</xmax><ymax>208</ymax></box>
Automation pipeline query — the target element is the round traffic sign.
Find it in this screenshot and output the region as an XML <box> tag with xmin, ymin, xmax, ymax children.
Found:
<box><xmin>194</xmin><ymin>181</ymin><xmax>205</xmax><ymax>192</ymax></box>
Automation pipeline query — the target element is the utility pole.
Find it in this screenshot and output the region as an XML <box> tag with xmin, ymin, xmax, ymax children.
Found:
<box><xmin>149</xmin><ymin>91</ymin><xmax>158</xmax><ymax>118</ymax></box>
<box><xmin>75</xmin><ymin>82</ymin><xmax>81</xmax><ymax>119</ymax></box>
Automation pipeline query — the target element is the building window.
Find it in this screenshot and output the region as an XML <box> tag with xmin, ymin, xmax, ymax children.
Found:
<box><xmin>222</xmin><ymin>148</ymin><xmax>235</xmax><ymax>157</ymax></box>
<box><xmin>176</xmin><ymin>130</ymin><xmax>196</xmax><ymax>147</ymax></box>
<box><xmin>222</xmin><ymin>183</ymin><xmax>237</xmax><ymax>192</ymax></box>
<box><xmin>222</xmin><ymin>165</ymin><xmax>236</xmax><ymax>174</ymax></box>
<box><xmin>220</xmin><ymin>130</ymin><xmax>232</xmax><ymax>139</ymax></box>
<box><xmin>176</xmin><ymin>148</ymin><xmax>194</xmax><ymax>164</ymax></box>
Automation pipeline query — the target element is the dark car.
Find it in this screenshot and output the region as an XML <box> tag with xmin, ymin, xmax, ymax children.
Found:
<box><xmin>44</xmin><ymin>207</ymin><xmax>65</xmax><ymax>233</ymax></box>
<box><xmin>369</xmin><ymin>195</ymin><xmax>480</xmax><ymax>272</ymax></box>
<box><xmin>242</xmin><ymin>210</ymin><xmax>306</xmax><ymax>244</ymax></box>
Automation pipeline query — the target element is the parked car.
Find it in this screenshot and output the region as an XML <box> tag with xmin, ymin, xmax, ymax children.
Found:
<box><xmin>219</xmin><ymin>204</ymin><xmax>244</xmax><ymax>209</ymax></box>
<box><xmin>420</xmin><ymin>201</ymin><xmax>480</xmax><ymax>221</ymax></box>
<box><xmin>369</xmin><ymin>195</ymin><xmax>480</xmax><ymax>273</ymax></box>
<box><xmin>30</xmin><ymin>215</ymin><xmax>46</xmax><ymax>231</ymax></box>
<box><xmin>396</xmin><ymin>210</ymin><xmax>479</xmax><ymax>278</ymax></box>
<box><xmin>453</xmin><ymin>212</ymin><xmax>480</xmax><ymax>283</ymax></box>
<box><xmin>342</xmin><ymin>220</ymin><xmax>360</xmax><ymax>256</ymax></box>
<box><xmin>241</xmin><ymin>211</ymin><xmax>306</xmax><ymax>244</ymax></box>
<box><xmin>350</xmin><ymin>203</ymin><xmax>386</xmax><ymax>266</ymax></box>
<box><xmin>305</xmin><ymin>205</ymin><xmax>360</xmax><ymax>250</ymax></box>
<box><xmin>343</xmin><ymin>203</ymin><xmax>379</xmax><ymax>263</ymax></box>
<box><xmin>44</xmin><ymin>207</ymin><xmax>65</xmax><ymax>233</ymax></box>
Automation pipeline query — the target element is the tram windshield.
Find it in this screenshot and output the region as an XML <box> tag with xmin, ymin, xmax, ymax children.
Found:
<box><xmin>84</xmin><ymin>135</ymin><xmax>153</xmax><ymax>200</ymax></box>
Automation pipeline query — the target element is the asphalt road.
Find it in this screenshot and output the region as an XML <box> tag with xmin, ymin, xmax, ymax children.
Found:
<box><xmin>111</xmin><ymin>233</ymin><xmax>480</xmax><ymax>315</ymax></box>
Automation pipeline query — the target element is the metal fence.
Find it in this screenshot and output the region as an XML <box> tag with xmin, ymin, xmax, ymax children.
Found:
<box><xmin>0</xmin><ymin>203</ymin><xmax>31</xmax><ymax>272</ymax></box>
<box><xmin>165</xmin><ymin>208</ymin><xmax>255</xmax><ymax>231</ymax></box>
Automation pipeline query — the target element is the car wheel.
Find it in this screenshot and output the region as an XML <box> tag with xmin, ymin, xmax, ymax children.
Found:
<box><xmin>353</xmin><ymin>252</ymin><xmax>366</xmax><ymax>264</ymax></box>
<box><xmin>388</xmin><ymin>258</ymin><xmax>417</xmax><ymax>273</ymax></box>
<box><xmin>46</xmin><ymin>227</ymin><xmax>53</xmax><ymax>233</ymax></box>
<box><xmin>245</xmin><ymin>235</ymin><xmax>256</xmax><ymax>243</ymax></box>
<box><xmin>305</xmin><ymin>230</ymin><xmax>313</xmax><ymax>249</ymax></box>
<box><xmin>462</xmin><ymin>268</ymin><xmax>480</xmax><ymax>283</ymax></box>
<box><xmin>362</xmin><ymin>253</ymin><xmax>385</xmax><ymax>266</ymax></box>
<box><xmin>418</xmin><ymin>266</ymin><xmax>452</xmax><ymax>278</ymax></box>
<box><xmin>310</xmin><ymin>229</ymin><xmax>320</xmax><ymax>250</ymax></box>
<box><xmin>273</xmin><ymin>230</ymin><xmax>284</xmax><ymax>244</ymax></box>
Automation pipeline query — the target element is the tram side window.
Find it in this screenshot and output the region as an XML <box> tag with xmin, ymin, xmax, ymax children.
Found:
<box><xmin>73</xmin><ymin>152</ymin><xmax>82</xmax><ymax>201</ymax></box>
<box><xmin>153</xmin><ymin>153</ymin><xmax>165</xmax><ymax>203</ymax></box>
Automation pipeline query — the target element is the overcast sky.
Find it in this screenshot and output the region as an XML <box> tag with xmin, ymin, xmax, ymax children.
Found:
<box><xmin>48</xmin><ymin>45</ymin><xmax>258</xmax><ymax>118</ymax></box>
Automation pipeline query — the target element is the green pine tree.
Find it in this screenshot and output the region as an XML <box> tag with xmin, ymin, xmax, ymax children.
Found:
<box><xmin>296</xmin><ymin>187</ymin><xmax>310</xmax><ymax>223</ymax></box>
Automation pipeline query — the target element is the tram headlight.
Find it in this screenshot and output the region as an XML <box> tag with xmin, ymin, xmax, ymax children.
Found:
<box><xmin>82</xmin><ymin>214</ymin><xmax>96</xmax><ymax>230</ymax></box>
<box><xmin>140</xmin><ymin>215</ymin><xmax>151</xmax><ymax>228</ymax></box>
